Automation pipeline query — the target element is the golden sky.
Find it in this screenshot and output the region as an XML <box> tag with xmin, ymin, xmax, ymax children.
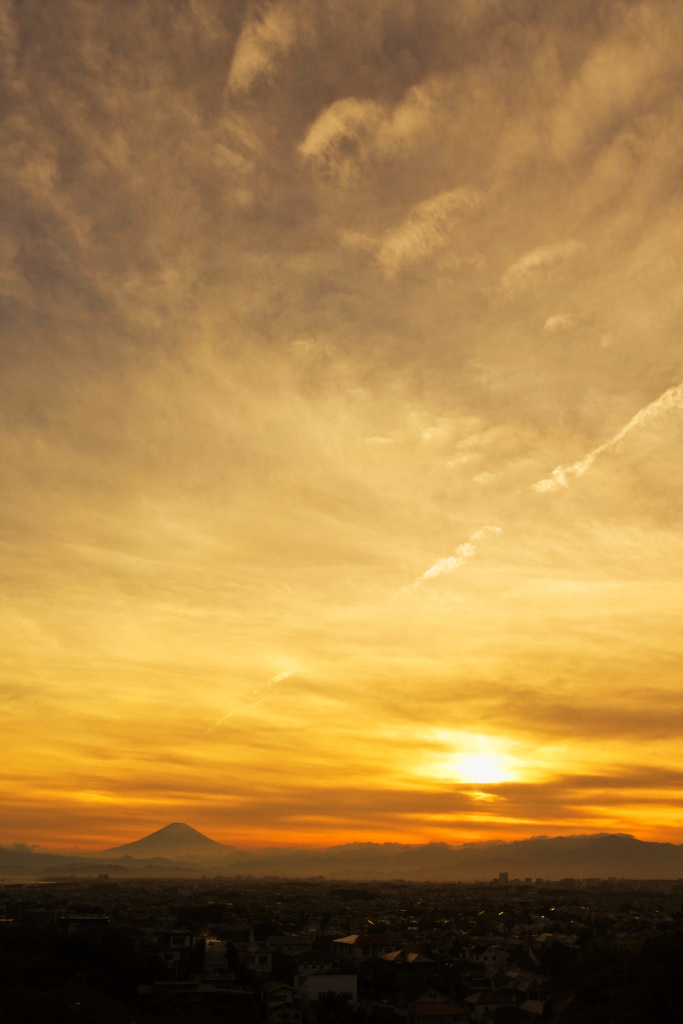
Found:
<box><xmin>3</xmin><ymin>0</ymin><xmax>683</xmax><ymax>851</ymax></box>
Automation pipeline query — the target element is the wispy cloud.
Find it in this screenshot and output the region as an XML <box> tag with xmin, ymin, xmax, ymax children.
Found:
<box><xmin>544</xmin><ymin>313</ymin><xmax>576</xmax><ymax>333</ymax></box>
<box><xmin>298</xmin><ymin>79</ymin><xmax>438</xmax><ymax>184</ymax></box>
<box><xmin>340</xmin><ymin>187</ymin><xmax>484</xmax><ymax>277</ymax></box>
<box><xmin>189</xmin><ymin>669</ymin><xmax>296</xmax><ymax>747</ymax></box>
<box><xmin>501</xmin><ymin>240</ymin><xmax>582</xmax><ymax>297</ymax></box>
<box><xmin>298</xmin><ymin>96</ymin><xmax>385</xmax><ymax>182</ymax></box>
<box><xmin>228</xmin><ymin>1</ymin><xmax>300</xmax><ymax>93</ymax></box>
<box><xmin>533</xmin><ymin>381</ymin><xmax>683</xmax><ymax>493</ymax></box>
<box><xmin>377</xmin><ymin>187</ymin><xmax>484</xmax><ymax>278</ymax></box>
<box><xmin>416</xmin><ymin>526</ymin><xmax>501</xmax><ymax>586</ymax></box>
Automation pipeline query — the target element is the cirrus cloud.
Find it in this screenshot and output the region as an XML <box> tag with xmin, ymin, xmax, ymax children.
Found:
<box><xmin>544</xmin><ymin>313</ymin><xmax>577</xmax><ymax>333</ymax></box>
<box><xmin>377</xmin><ymin>187</ymin><xmax>485</xmax><ymax>278</ymax></box>
<box><xmin>416</xmin><ymin>525</ymin><xmax>502</xmax><ymax>586</ymax></box>
<box><xmin>228</xmin><ymin>1</ymin><xmax>300</xmax><ymax>93</ymax></box>
<box><xmin>340</xmin><ymin>186</ymin><xmax>485</xmax><ymax>278</ymax></box>
<box><xmin>501</xmin><ymin>240</ymin><xmax>582</xmax><ymax>297</ymax></box>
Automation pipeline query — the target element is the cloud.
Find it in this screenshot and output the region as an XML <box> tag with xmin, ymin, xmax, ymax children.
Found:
<box><xmin>298</xmin><ymin>96</ymin><xmax>385</xmax><ymax>182</ymax></box>
<box><xmin>376</xmin><ymin>187</ymin><xmax>484</xmax><ymax>278</ymax></box>
<box><xmin>298</xmin><ymin>69</ymin><xmax>441</xmax><ymax>175</ymax></box>
<box><xmin>501</xmin><ymin>240</ymin><xmax>582</xmax><ymax>297</ymax></box>
<box><xmin>228</xmin><ymin>1</ymin><xmax>300</xmax><ymax>93</ymax></box>
<box><xmin>190</xmin><ymin>669</ymin><xmax>296</xmax><ymax>747</ymax></box>
<box><xmin>378</xmin><ymin>79</ymin><xmax>436</xmax><ymax>149</ymax></box>
<box><xmin>340</xmin><ymin>187</ymin><xmax>484</xmax><ymax>278</ymax></box>
<box><xmin>417</xmin><ymin>526</ymin><xmax>501</xmax><ymax>585</ymax></box>
<box><xmin>298</xmin><ymin>77</ymin><xmax>462</xmax><ymax>188</ymax></box>
<box><xmin>267</xmin><ymin>668</ymin><xmax>296</xmax><ymax>686</ymax></box>
<box><xmin>0</xmin><ymin>1</ymin><xmax>21</xmax><ymax>97</ymax></box>
<box><xmin>549</xmin><ymin>2</ymin><xmax>683</xmax><ymax>163</ymax></box>
<box><xmin>544</xmin><ymin>313</ymin><xmax>576</xmax><ymax>333</ymax></box>
<box><xmin>533</xmin><ymin>380</ymin><xmax>683</xmax><ymax>493</ymax></box>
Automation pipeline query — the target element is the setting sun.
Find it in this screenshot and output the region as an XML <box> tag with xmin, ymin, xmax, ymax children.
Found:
<box><xmin>416</xmin><ymin>733</ymin><xmax>520</xmax><ymax>788</ymax></box>
<box><xmin>455</xmin><ymin>753</ymin><xmax>511</xmax><ymax>785</ymax></box>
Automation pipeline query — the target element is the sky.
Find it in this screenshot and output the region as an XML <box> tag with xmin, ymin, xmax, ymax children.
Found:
<box><xmin>2</xmin><ymin>0</ymin><xmax>683</xmax><ymax>852</ymax></box>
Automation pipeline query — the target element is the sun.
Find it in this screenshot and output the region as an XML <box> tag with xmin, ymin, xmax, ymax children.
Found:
<box><xmin>455</xmin><ymin>752</ymin><xmax>510</xmax><ymax>784</ymax></box>
<box><xmin>415</xmin><ymin>731</ymin><xmax>519</xmax><ymax>786</ymax></box>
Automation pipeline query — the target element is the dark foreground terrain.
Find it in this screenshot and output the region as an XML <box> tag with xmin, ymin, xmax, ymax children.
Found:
<box><xmin>2</xmin><ymin>874</ymin><xmax>683</xmax><ymax>1022</ymax></box>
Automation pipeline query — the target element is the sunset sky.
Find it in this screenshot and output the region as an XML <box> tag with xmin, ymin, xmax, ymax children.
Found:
<box><xmin>3</xmin><ymin>0</ymin><xmax>683</xmax><ymax>851</ymax></box>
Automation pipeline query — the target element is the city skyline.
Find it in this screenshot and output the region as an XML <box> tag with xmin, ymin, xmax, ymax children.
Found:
<box><xmin>3</xmin><ymin>0</ymin><xmax>683</xmax><ymax>852</ymax></box>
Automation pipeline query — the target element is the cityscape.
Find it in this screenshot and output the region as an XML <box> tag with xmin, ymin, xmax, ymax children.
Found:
<box><xmin>2</xmin><ymin>824</ymin><xmax>683</xmax><ymax>1020</ymax></box>
<box><xmin>2</xmin><ymin>843</ymin><xmax>683</xmax><ymax>1022</ymax></box>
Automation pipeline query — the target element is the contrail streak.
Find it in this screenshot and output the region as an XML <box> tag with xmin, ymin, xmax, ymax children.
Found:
<box><xmin>188</xmin><ymin>669</ymin><xmax>295</xmax><ymax>748</ymax></box>
<box><xmin>533</xmin><ymin>381</ymin><xmax>683</xmax><ymax>493</ymax></box>
<box><xmin>415</xmin><ymin>525</ymin><xmax>502</xmax><ymax>586</ymax></box>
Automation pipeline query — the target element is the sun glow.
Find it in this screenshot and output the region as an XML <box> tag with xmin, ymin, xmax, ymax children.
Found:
<box><xmin>455</xmin><ymin>752</ymin><xmax>510</xmax><ymax>784</ymax></box>
<box><xmin>418</xmin><ymin>732</ymin><xmax>519</xmax><ymax>786</ymax></box>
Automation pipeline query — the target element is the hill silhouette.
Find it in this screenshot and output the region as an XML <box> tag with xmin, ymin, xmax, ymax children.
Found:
<box><xmin>3</xmin><ymin>828</ymin><xmax>683</xmax><ymax>881</ymax></box>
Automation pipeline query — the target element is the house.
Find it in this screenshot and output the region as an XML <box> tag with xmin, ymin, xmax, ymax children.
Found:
<box><xmin>246</xmin><ymin>943</ymin><xmax>274</xmax><ymax>975</ymax></box>
<box><xmin>461</xmin><ymin>967</ymin><xmax>507</xmax><ymax>992</ymax></box>
<box><xmin>461</xmin><ymin>945</ymin><xmax>509</xmax><ymax>968</ymax></box>
<box><xmin>333</xmin><ymin>934</ymin><xmax>397</xmax><ymax>960</ymax></box>
<box><xmin>293</xmin><ymin>949</ymin><xmax>336</xmax><ymax>986</ymax></box>
<box><xmin>375</xmin><ymin>949</ymin><xmax>436</xmax><ymax>991</ymax></box>
<box><xmin>148</xmin><ymin>929</ymin><xmax>195</xmax><ymax>972</ymax></box>
<box><xmin>519</xmin><ymin>999</ymin><xmax>546</xmax><ymax>1020</ymax></box>
<box><xmin>267</xmin><ymin>933</ymin><xmax>312</xmax><ymax>955</ymax></box>
<box><xmin>203</xmin><ymin>937</ymin><xmax>235</xmax><ymax>982</ymax></box>
<box><xmin>263</xmin><ymin>980</ymin><xmax>302</xmax><ymax>1024</ymax></box>
<box><xmin>410</xmin><ymin>989</ymin><xmax>468</xmax><ymax>1024</ymax></box>
<box><xmin>379</xmin><ymin>950</ymin><xmax>435</xmax><ymax>965</ymax></box>
<box><xmin>464</xmin><ymin>989</ymin><xmax>515</xmax><ymax>1023</ymax></box>
<box><xmin>299</xmin><ymin>972</ymin><xmax>357</xmax><ymax>1024</ymax></box>
<box><xmin>62</xmin><ymin>915</ymin><xmax>110</xmax><ymax>936</ymax></box>
<box><xmin>514</xmin><ymin>976</ymin><xmax>549</xmax><ymax>1005</ymax></box>
<box><xmin>412</xmin><ymin>1003</ymin><xmax>468</xmax><ymax>1023</ymax></box>
<box><xmin>137</xmin><ymin>980</ymin><xmax>257</xmax><ymax>1019</ymax></box>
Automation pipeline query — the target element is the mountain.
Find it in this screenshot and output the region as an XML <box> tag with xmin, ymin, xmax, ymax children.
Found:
<box><xmin>446</xmin><ymin>832</ymin><xmax>683</xmax><ymax>881</ymax></box>
<box><xmin>210</xmin><ymin>833</ymin><xmax>683</xmax><ymax>881</ymax></box>
<box><xmin>99</xmin><ymin>822</ymin><xmax>231</xmax><ymax>860</ymax></box>
<box><xmin>4</xmin><ymin>828</ymin><xmax>683</xmax><ymax>882</ymax></box>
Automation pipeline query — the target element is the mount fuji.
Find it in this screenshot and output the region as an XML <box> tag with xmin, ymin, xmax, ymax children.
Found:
<box><xmin>99</xmin><ymin>822</ymin><xmax>230</xmax><ymax>860</ymax></box>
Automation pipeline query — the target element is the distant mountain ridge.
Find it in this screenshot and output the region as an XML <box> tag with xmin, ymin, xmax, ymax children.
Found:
<box><xmin>3</xmin><ymin>825</ymin><xmax>683</xmax><ymax>881</ymax></box>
